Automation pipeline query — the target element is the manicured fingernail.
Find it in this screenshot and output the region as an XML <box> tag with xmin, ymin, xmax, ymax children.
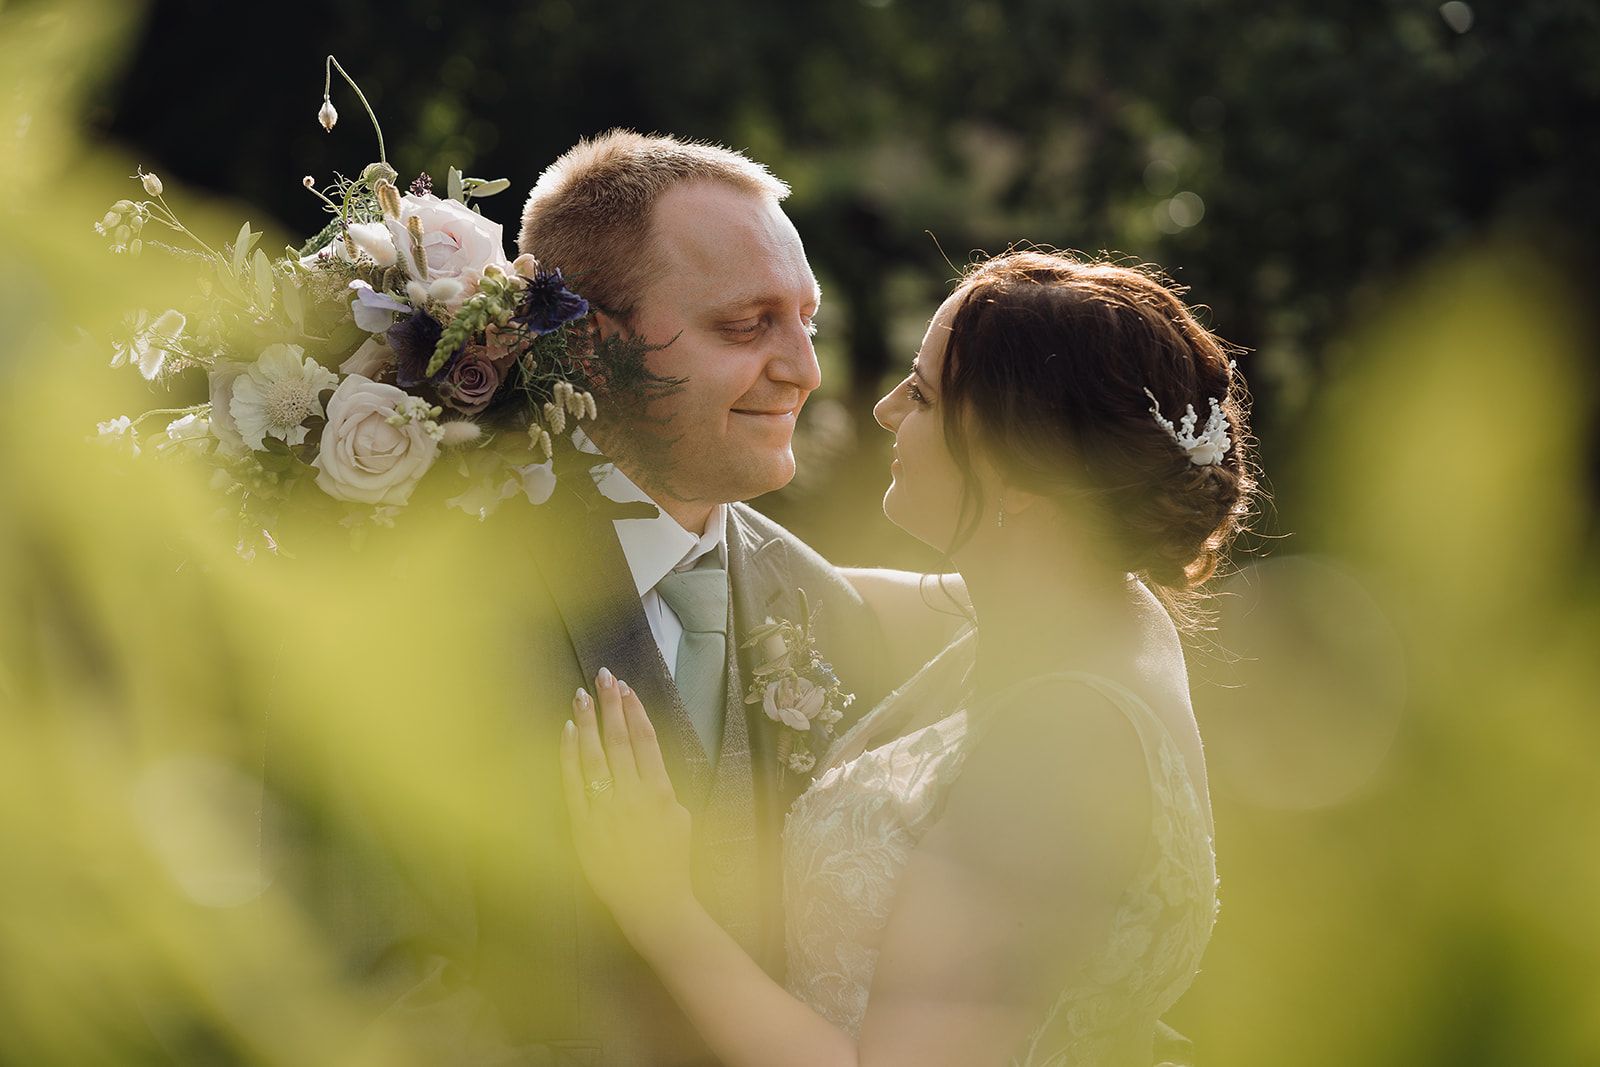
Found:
<box><xmin>574</xmin><ymin>688</ymin><xmax>591</xmax><ymax>710</ymax></box>
<box><xmin>563</xmin><ymin>719</ymin><xmax>575</xmax><ymax>737</ymax></box>
<box><xmin>597</xmin><ymin>667</ymin><xmax>615</xmax><ymax>689</ymax></box>
<box><xmin>617</xmin><ymin>679</ymin><xmax>632</xmax><ymax>698</ymax></box>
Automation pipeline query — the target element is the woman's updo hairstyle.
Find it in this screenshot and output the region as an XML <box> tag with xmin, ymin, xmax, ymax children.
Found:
<box><xmin>938</xmin><ymin>250</ymin><xmax>1256</xmax><ymax>621</ymax></box>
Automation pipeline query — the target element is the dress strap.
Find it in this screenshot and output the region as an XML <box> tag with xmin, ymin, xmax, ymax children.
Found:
<box><xmin>818</xmin><ymin>626</ymin><xmax>978</xmax><ymax>773</ymax></box>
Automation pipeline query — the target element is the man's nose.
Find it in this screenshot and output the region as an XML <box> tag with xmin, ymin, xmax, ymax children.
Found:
<box><xmin>769</xmin><ymin>318</ymin><xmax>822</xmax><ymax>393</ymax></box>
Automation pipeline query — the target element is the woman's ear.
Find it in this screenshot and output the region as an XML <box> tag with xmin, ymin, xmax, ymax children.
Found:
<box><xmin>999</xmin><ymin>485</ymin><xmax>1045</xmax><ymax>518</ymax></box>
<box><xmin>972</xmin><ymin>451</ymin><xmax>1042</xmax><ymax>523</ymax></box>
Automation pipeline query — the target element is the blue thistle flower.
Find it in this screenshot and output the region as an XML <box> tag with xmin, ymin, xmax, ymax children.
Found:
<box><xmin>388</xmin><ymin>310</ymin><xmax>458</xmax><ymax>387</ymax></box>
<box><xmin>513</xmin><ymin>269</ymin><xmax>589</xmax><ymax>336</ymax></box>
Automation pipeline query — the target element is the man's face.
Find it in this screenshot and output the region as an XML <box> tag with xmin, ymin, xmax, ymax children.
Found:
<box><xmin>593</xmin><ymin>182</ymin><xmax>821</xmax><ymax>525</ymax></box>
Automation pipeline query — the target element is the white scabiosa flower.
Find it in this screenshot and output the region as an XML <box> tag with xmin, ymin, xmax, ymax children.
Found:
<box><xmin>229</xmin><ymin>344</ymin><xmax>338</xmax><ymax>450</ymax></box>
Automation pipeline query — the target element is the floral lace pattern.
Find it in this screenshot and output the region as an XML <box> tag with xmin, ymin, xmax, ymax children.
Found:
<box><xmin>782</xmin><ymin>633</ymin><xmax>1217</xmax><ymax>1064</ymax></box>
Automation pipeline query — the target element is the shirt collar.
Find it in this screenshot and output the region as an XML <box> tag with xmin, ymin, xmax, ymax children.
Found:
<box><xmin>577</xmin><ymin>429</ymin><xmax>728</xmax><ymax>597</ymax></box>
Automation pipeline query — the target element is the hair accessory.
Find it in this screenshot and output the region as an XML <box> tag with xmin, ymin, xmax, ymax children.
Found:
<box><xmin>1143</xmin><ymin>388</ymin><xmax>1232</xmax><ymax>467</ymax></box>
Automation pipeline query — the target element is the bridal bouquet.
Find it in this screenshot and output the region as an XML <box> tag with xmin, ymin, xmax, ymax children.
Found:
<box><xmin>93</xmin><ymin>59</ymin><xmax>662</xmax><ymax>556</ymax></box>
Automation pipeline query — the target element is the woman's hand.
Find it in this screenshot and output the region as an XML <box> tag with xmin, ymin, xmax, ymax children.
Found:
<box><xmin>559</xmin><ymin>667</ymin><xmax>698</xmax><ymax>956</ymax></box>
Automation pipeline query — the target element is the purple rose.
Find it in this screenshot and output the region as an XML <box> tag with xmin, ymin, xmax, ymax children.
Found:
<box><xmin>439</xmin><ymin>346</ymin><xmax>502</xmax><ymax>415</ymax></box>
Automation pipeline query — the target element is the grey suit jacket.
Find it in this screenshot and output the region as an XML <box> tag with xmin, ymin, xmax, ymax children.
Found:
<box><xmin>271</xmin><ymin>493</ymin><xmax>890</xmax><ymax>1066</ymax></box>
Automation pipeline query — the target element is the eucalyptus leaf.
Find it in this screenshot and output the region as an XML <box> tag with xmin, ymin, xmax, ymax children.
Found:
<box><xmin>447</xmin><ymin>166</ymin><xmax>465</xmax><ymax>203</ymax></box>
<box><xmin>252</xmin><ymin>249</ymin><xmax>275</xmax><ymax>308</ymax></box>
<box><xmin>464</xmin><ymin>177</ymin><xmax>511</xmax><ymax>199</ymax></box>
<box><xmin>281</xmin><ymin>276</ymin><xmax>304</xmax><ymax>329</ymax></box>
<box><xmin>214</xmin><ymin>265</ymin><xmax>245</xmax><ymax>302</ymax></box>
<box><xmin>231</xmin><ymin>222</ymin><xmax>253</xmax><ymax>276</ymax></box>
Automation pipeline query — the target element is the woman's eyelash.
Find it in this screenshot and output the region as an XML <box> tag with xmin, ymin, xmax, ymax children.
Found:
<box><xmin>905</xmin><ymin>379</ymin><xmax>927</xmax><ymax>403</ymax></box>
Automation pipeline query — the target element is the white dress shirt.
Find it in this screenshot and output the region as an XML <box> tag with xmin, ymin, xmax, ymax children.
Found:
<box><xmin>590</xmin><ymin>460</ymin><xmax>727</xmax><ymax>678</ymax></box>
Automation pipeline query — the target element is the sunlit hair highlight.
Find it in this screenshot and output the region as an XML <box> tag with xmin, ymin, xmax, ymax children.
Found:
<box><xmin>518</xmin><ymin>129</ymin><xmax>789</xmax><ymax>322</ymax></box>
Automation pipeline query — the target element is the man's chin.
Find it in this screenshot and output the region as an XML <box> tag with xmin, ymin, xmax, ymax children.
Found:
<box><xmin>723</xmin><ymin>452</ymin><xmax>796</xmax><ymax>503</ymax></box>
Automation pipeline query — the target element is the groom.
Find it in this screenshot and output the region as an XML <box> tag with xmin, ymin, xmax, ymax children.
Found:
<box><xmin>320</xmin><ymin>131</ymin><xmax>892</xmax><ymax>1065</ymax></box>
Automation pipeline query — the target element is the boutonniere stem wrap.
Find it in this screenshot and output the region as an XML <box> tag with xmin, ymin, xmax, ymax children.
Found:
<box><xmin>742</xmin><ymin>588</ymin><xmax>854</xmax><ymax>783</ymax></box>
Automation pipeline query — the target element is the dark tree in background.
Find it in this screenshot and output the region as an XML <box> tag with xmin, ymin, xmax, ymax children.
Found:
<box><xmin>95</xmin><ymin>0</ymin><xmax>1600</xmax><ymax>562</ymax></box>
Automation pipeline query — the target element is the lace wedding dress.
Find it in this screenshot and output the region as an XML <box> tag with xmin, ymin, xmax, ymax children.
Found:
<box><xmin>783</xmin><ymin>631</ymin><xmax>1218</xmax><ymax>1065</ymax></box>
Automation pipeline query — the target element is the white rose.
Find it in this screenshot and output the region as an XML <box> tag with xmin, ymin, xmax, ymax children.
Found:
<box><xmin>397</xmin><ymin>193</ymin><xmax>511</xmax><ymax>287</ymax></box>
<box><xmin>762</xmin><ymin>676</ymin><xmax>827</xmax><ymax>732</ymax></box>
<box><xmin>312</xmin><ymin>376</ymin><xmax>440</xmax><ymax>506</ymax></box>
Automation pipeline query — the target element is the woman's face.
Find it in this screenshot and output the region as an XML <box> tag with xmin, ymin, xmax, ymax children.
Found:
<box><xmin>873</xmin><ymin>292</ymin><xmax>973</xmax><ymax>552</ymax></box>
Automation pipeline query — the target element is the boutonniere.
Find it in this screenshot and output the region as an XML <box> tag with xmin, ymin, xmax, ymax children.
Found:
<box><xmin>742</xmin><ymin>588</ymin><xmax>855</xmax><ymax>780</ymax></box>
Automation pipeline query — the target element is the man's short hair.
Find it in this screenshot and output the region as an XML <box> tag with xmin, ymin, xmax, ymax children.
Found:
<box><xmin>518</xmin><ymin>129</ymin><xmax>790</xmax><ymax>322</ymax></box>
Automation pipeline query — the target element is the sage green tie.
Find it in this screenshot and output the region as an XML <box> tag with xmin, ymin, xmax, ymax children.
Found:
<box><xmin>654</xmin><ymin>553</ymin><xmax>729</xmax><ymax>758</ymax></box>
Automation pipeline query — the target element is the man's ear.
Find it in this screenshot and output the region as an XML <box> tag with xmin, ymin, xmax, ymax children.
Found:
<box><xmin>588</xmin><ymin>309</ymin><xmax>624</xmax><ymax>342</ymax></box>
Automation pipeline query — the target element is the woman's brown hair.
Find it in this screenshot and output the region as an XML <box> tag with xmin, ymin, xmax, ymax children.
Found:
<box><xmin>938</xmin><ymin>250</ymin><xmax>1257</xmax><ymax>625</ymax></box>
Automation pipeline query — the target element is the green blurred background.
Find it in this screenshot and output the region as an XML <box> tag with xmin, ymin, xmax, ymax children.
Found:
<box><xmin>3</xmin><ymin>0</ymin><xmax>1599</xmax><ymax>1063</ymax></box>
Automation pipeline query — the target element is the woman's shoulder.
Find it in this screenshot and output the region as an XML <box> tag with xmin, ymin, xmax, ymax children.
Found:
<box><xmin>926</xmin><ymin>673</ymin><xmax>1156</xmax><ymax>912</ymax></box>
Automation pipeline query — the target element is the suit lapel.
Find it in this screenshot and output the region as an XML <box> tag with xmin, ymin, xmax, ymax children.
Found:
<box><xmin>726</xmin><ymin>507</ymin><xmax>795</xmax><ymax>792</ymax></box>
<box><xmin>723</xmin><ymin>507</ymin><xmax>803</xmax><ymax>970</ymax></box>
<box><xmin>524</xmin><ymin>489</ymin><xmax>713</xmax><ymax>800</ymax></box>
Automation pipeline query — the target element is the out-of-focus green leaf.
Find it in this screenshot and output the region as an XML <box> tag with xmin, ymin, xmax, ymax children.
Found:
<box><xmin>281</xmin><ymin>274</ymin><xmax>304</xmax><ymax>329</ymax></box>
<box><xmin>464</xmin><ymin>177</ymin><xmax>510</xmax><ymax>199</ymax></box>
<box><xmin>252</xmin><ymin>248</ymin><xmax>274</xmax><ymax>308</ymax></box>
<box><xmin>231</xmin><ymin>222</ymin><xmax>254</xmax><ymax>277</ymax></box>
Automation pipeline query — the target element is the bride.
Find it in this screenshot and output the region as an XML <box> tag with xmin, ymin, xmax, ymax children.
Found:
<box><xmin>557</xmin><ymin>249</ymin><xmax>1254</xmax><ymax>1066</ymax></box>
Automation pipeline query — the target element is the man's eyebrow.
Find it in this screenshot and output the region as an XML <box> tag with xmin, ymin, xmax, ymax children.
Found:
<box><xmin>706</xmin><ymin>283</ymin><xmax>823</xmax><ymax>319</ymax></box>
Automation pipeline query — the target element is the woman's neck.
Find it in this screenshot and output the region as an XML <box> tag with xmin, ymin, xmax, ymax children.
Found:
<box><xmin>956</xmin><ymin>529</ymin><xmax>1139</xmax><ymax>697</ymax></box>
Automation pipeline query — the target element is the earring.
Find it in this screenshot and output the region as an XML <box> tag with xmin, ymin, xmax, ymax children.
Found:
<box><xmin>996</xmin><ymin>491</ymin><xmax>1006</xmax><ymax>529</ymax></box>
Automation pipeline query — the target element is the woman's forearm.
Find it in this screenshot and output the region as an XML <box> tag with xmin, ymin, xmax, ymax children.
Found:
<box><xmin>637</xmin><ymin>901</ymin><xmax>859</xmax><ymax>1067</ymax></box>
<box><xmin>842</xmin><ymin>567</ymin><xmax>971</xmax><ymax>680</ymax></box>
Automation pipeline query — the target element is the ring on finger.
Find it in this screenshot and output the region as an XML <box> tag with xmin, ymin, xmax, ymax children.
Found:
<box><xmin>585</xmin><ymin>777</ymin><xmax>615</xmax><ymax>799</ymax></box>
